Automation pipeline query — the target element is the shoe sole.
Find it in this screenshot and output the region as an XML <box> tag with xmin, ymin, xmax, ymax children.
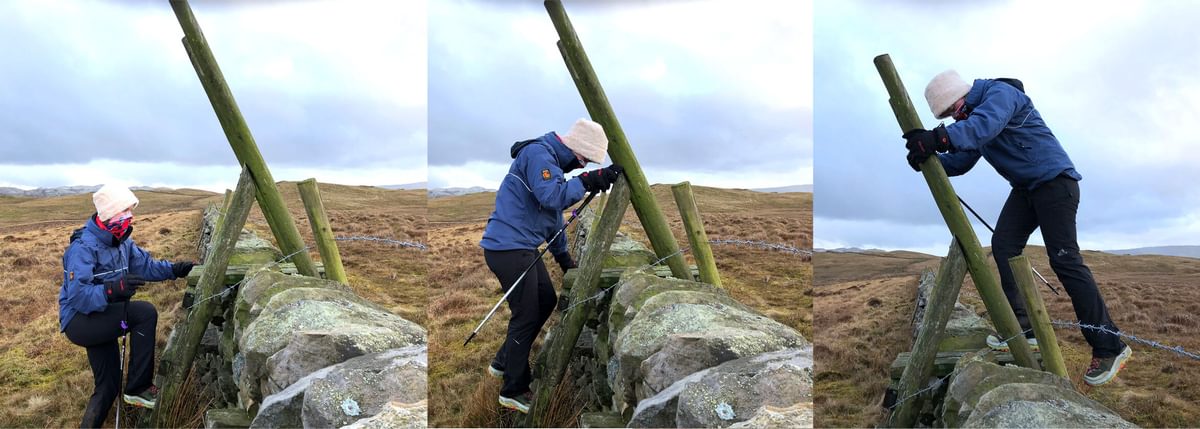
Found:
<box><xmin>498</xmin><ymin>397</ymin><xmax>529</xmax><ymax>414</ymax></box>
<box><xmin>488</xmin><ymin>366</ymin><xmax>504</xmax><ymax>378</ymax></box>
<box><xmin>123</xmin><ymin>395</ymin><xmax>155</xmax><ymax>409</ymax></box>
<box><xmin>1084</xmin><ymin>349</ymin><xmax>1132</xmax><ymax>386</ymax></box>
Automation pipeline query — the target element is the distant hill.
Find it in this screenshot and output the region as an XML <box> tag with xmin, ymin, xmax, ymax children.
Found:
<box><xmin>428</xmin><ymin>186</ymin><xmax>494</xmax><ymax>199</ymax></box>
<box><xmin>1105</xmin><ymin>245</ymin><xmax>1200</xmax><ymax>259</ymax></box>
<box><xmin>752</xmin><ymin>184</ymin><xmax>812</xmax><ymax>193</ymax></box>
<box><xmin>0</xmin><ymin>185</ymin><xmax>185</xmax><ymax>198</ymax></box>
<box><xmin>378</xmin><ymin>182</ymin><xmax>427</xmax><ymax>190</ymax></box>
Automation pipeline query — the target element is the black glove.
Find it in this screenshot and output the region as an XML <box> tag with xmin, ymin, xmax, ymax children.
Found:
<box><xmin>554</xmin><ymin>251</ymin><xmax>577</xmax><ymax>273</ymax></box>
<box><xmin>903</xmin><ymin>124</ymin><xmax>951</xmax><ymax>171</ymax></box>
<box><xmin>104</xmin><ymin>275</ymin><xmax>145</xmax><ymax>302</ymax></box>
<box><xmin>172</xmin><ymin>261</ymin><xmax>195</xmax><ymax>279</ymax></box>
<box><xmin>578</xmin><ymin>164</ymin><xmax>625</xmax><ymax>193</ymax></box>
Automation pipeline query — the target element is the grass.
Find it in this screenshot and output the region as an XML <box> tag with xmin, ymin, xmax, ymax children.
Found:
<box><xmin>0</xmin><ymin>182</ymin><xmax>425</xmax><ymax>427</ymax></box>
<box><xmin>813</xmin><ymin>247</ymin><xmax>1200</xmax><ymax>427</ymax></box>
<box><xmin>428</xmin><ymin>185</ymin><xmax>811</xmax><ymax>427</ymax></box>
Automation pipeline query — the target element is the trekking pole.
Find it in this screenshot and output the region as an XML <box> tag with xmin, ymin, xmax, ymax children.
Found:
<box><xmin>464</xmin><ymin>191</ymin><xmax>598</xmax><ymax>346</ymax></box>
<box><xmin>957</xmin><ymin>195</ymin><xmax>1061</xmax><ymax>295</ymax></box>
<box><xmin>116</xmin><ymin>320</ymin><xmax>128</xmax><ymax>429</ymax></box>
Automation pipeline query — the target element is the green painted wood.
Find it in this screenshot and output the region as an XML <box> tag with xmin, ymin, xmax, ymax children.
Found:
<box><xmin>890</xmin><ymin>239</ymin><xmax>967</xmax><ymax>427</ymax></box>
<box><xmin>170</xmin><ymin>0</ymin><xmax>317</xmax><ymax>277</ymax></box>
<box><xmin>152</xmin><ymin>167</ymin><xmax>255</xmax><ymax>427</ymax></box>
<box><xmin>528</xmin><ymin>176</ymin><xmax>631</xmax><ymax>427</ymax></box>
<box><xmin>671</xmin><ymin>181</ymin><xmax>721</xmax><ymax>287</ymax></box>
<box><xmin>546</xmin><ymin>0</ymin><xmax>690</xmax><ymax>280</ymax></box>
<box><xmin>1010</xmin><ymin>255</ymin><xmax>1068</xmax><ymax>378</ymax></box>
<box><xmin>297</xmin><ymin>179</ymin><xmax>348</xmax><ymax>284</ymax></box>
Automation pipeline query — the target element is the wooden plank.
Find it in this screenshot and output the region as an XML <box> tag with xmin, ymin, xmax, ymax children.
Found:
<box><xmin>185</xmin><ymin>263</ymin><xmax>327</xmax><ymax>287</ymax></box>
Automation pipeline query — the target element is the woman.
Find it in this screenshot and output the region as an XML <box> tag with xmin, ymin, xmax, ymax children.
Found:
<box><xmin>479</xmin><ymin>118</ymin><xmax>622</xmax><ymax>413</ymax></box>
<box><xmin>59</xmin><ymin>184</ymin><xmax>194</xmax><ymax>428</ymax></box>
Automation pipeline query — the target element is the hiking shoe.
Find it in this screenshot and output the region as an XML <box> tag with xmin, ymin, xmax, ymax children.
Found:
<box><xmin>498</xmin><ymin>391</ymin><xmax>532</xmax><ymax>414</ymax></box>
<box><xmin>1084</xmin><ymin>346</ymin><xmax>1132</xmax><ymax>386</ymax></box>
<box><xmin>986</xmin><ymin>334</ymin><xmax>1040</xmax><ymax>353</ymax></box>
<box><xmin>123</xmin><ymin>385</ymin><xmax>158</xmax><ymax>409</ymax></box>
<box><xmin>488</xmin><ymin>363</ymin><xmax>504</xmax><ymax>378</ymax></box>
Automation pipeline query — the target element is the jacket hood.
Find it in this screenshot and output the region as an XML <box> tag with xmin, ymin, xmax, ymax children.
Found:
<box><xmin>510</xmin><ymin>132</ymin><xmax>578</xmax><ymax>170</ymax></box>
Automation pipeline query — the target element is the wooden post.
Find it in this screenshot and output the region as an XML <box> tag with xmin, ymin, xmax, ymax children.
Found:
<box><xmin>152</xmin><ymin>167</ymin><xmax>256</xmax><ymax>427</ymax></box>
<box><xmin>528</xmin><ymin>177</ymin><xmax>632</xmax><ymax>427</ymax></box>
<box><xmin>1009</xmin><ymin>255</ymin><xmax>1068</xmax><ymax>377</ymax></box>
<box><xmin>670</xmin><ymin>181</ymin><xmax>721</xmax><ymax>286</ymax></box>
<box><xmin>546</xmin><ymin>0</ymin><xmax>690</xmax><ymax>280</ymax></box>
<box><xmin>873</xmin><ymin>53</ymin><xmax>1037</xmax><ymax>369</ymax></box>
<box><xmin>170</xmin><ymin>0</ymin><xmax>318</xmax><ymax>277</ymax></box>
<box><xmin>889</xmin><ymin>239</ymin><xmax>967</xmax><ymax>427</ymax></box>
<box><xmin>297</xmin><ymin>179</ymin><xmax>348</xmax><ymax>284</ymax></box>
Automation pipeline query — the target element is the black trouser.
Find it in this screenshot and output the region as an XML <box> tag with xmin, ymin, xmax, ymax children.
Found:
<box><xmin>484</xmin><ymin>249</ymin><xmax>556</xmax><ymax>398</ymax></box>
<box><xmin>64</xmin><ymin>300</ymin><xmax>158</xmax><ymax>428</ymax></box>
<box><xmin>991</xmin><ymin>176</ymin><xmax>1125</xmax><ymax>358</ymax></box>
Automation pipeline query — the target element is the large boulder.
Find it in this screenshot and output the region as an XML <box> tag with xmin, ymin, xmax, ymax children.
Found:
<box><xmin>341</xmin><ymin>400</ymin><xmax>428</xmax><ymax>429</ymax></box>
<box><xmin>963</xmin><ymin>383</ymin><xmax>1136</xmax><ymax>428</ymax></box>
<box><xmin>237</xmin><ymin>287</ymin><xmax>425</xmax><ymax>406</ymax></box>
<box><xmin>264</xmin><ymin>325</ymin><xmax>425</xmax><ymax>397</ymax></box>
<box><xmin>251</xmin><ymin>346</ymin><xmax>426</xmax><ymax>429</ymax></box>
<box><xmin>629</xmin><ymin>347</ymin><xmax>814</xmax><ymax>428</ymax></box>
<box><xmin>612</xmin><ymin>290</ymin><xmax>805</xmax><ymax>410</ymax></box>
<box><xmin>938</xmin><ymin>303</ymin><xmax>993</xmax><ymax>352</ymax></box>
<box><xmin>301</xmin><ymin>347</ymin><xmax>428</xmax><ymax>428</ymax></box>
<box><xmin>639</xmin><ymin>327</ymin><xmax>805</xmax><ymax>399</ymax></box>
<box><xmin>233</xmin><ymin>270</ymin><xmax>351</xmax><ymax>337</ymax></box>
<box><xmin>939</xmin><ymin>352</ymin><xmax>1133</xmax><ymax>427</ymax></box>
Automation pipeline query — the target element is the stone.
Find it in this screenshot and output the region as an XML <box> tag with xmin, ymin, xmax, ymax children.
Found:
<box><xmin>938</xmin><ymin>303</ymin><xmax>994</xmax><ymax>352</ymax></box>
<box><xmin>964</xmin><ymin>383</ymin><xmax>1137</xmax><ymax>428</ymax></box>
<box><xmin>264</xmin><ymin>325</ymin><xmax>425</xmax><ymax>397</ymax></box>
<box><xmin>233</xmin><ymin>270</ymin><xmax>351</xmax><ymax>336</ymax></box>
<box><xmin>607</xmin><ymin>271</ymin><xmax>735</xmax><ymax>346</ymax></box>
<box><xmin>629</xmin><ymin>347</ymin><xmax>813</xmax><ymax>428</ymax></box>
<box><xmin>579</xmin><ymin>411</ymin><xmax>626</xmax><ymax>428</ymax></box>
<box><xmin>612</xmin><ymin>291</ymin><xmax>805</xmax><ymax>409</ymax></box>
<box><xmin>639</xmin><ymin>328</ymin><xmax>805</xmax><ymax>399</ymax></box>
<box><xmin>341</xmin><ymin>400</ymin><xmax>428</xmax><ymax>429</ymax></box>
<box><xmin>301</xmin><ymin>347</ymin><xmax>428</xmax><ymax>428</ymax></box>
<box><xmin>237</xmin><ymin>288</ymin><xmax>425</xmax><ymax>405</ymax></box>
<box><xmin>204</xmin><ymin>408</ymin><xmax>252</xmax><ymax>429</ymax></box>
<box><xmin>728</xmin><ymin>403</ymin><xmax>814</xmax><ymax>429</ymax></box>
<box><xmin>941</xmin><ymin>355</ymin><xmax>1077</xmax><ymax>427</ymax></box>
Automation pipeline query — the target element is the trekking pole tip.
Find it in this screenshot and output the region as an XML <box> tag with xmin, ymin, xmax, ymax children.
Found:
<box><xmin>463</xmin><ymin>332</ymin><xmax>477</xmax><ymax>347</ymax></box>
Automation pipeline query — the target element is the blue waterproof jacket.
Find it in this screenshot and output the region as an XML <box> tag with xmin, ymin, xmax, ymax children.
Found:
<box><xmin>58</xmin><ymin>217</ymin><xmax>175</xmax><ymax>331</ymax></box>
<box><xmin>480</xmin><ymin>132</ymin><xmax>587</xmax><ymax>257</ymax></box>
<box><xmin>938</xmin><ymin>79</ymin><xmax>1081</xmax><ymax>190</ymax></box>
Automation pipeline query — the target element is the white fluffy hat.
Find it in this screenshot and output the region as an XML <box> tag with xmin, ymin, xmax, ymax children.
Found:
<box><xmin>924</xmin><ymin>70</ymin><xmax>972</xmax><ymax>119</ymax></box>
<box><xmin>93</xmin><ymin>184</ymin><xmax>139</xmax><ymax>221</ymax></box>
<box><xmin>561</xmin><ymin>118</ymin><xmax>608</xmax><ymax>164</ymax></box>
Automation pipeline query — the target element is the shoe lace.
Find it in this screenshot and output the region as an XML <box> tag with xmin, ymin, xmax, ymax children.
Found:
<box><xmin>146</xmin><ymin>385</ymin><xmax>159</xmax><ymax>395</ymax></box>
<box><xmin>1087</xmin><ymin>358</ymin><xmax>1102</xmax><ymax>372</ymax></box>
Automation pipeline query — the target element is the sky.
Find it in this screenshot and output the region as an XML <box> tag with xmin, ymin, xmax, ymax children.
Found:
<box><xmin>427</xmin><ymin>0</ymin><xmax>813</xmax><ymax>190</ymax></box>
<box><xmin>814</xmin><ymin>0</ymin><xmax>1200</xmax><ymax>254</ymax></box>
<box><xmin>0</xmin><ymin>0</ymin><xmax>427</xmax><ymax>192</ymax></box>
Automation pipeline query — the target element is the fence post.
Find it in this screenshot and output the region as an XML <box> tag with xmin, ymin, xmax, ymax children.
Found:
<box><xmin>873</xmin><ymin>53</ymin><xmax>1037</xmax><ymax>369</ymax></box>
<box><xmin>890</xmin><ymin>239</ymin><xmax>967</xmax><ymax>427</ymax></box>
<box><xmin>527</xmin><ymin>176</ymin><xmax>631</xmax><ymax>427</ymax></box>
<box><xmin>170</xmin><ymin>0</ymin><xmax>317</xmax><ymax>277</ymax></box>
<box><xmin>151</xmin><ymin>167</ymin><xmax>256</xmax><ymax>427</ymax></box>
<box><xmin>545</xmin><ymin>0</ymin><xmax>690</xmax><ymax>280</ymax></box>
<box><xmin>297</xmin><ymin>179</ymin><xmax>348</xmax><ymax>284</ymax></box>
<box><xmin>1010</xmin><ymin>255</ymin><xmax>1068</xmax><ymax>377</ymax></box>
<box><xmin>671</xmin><ymin>181</ymin><xmax>720</xmax><ymax>286</ymax></box>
